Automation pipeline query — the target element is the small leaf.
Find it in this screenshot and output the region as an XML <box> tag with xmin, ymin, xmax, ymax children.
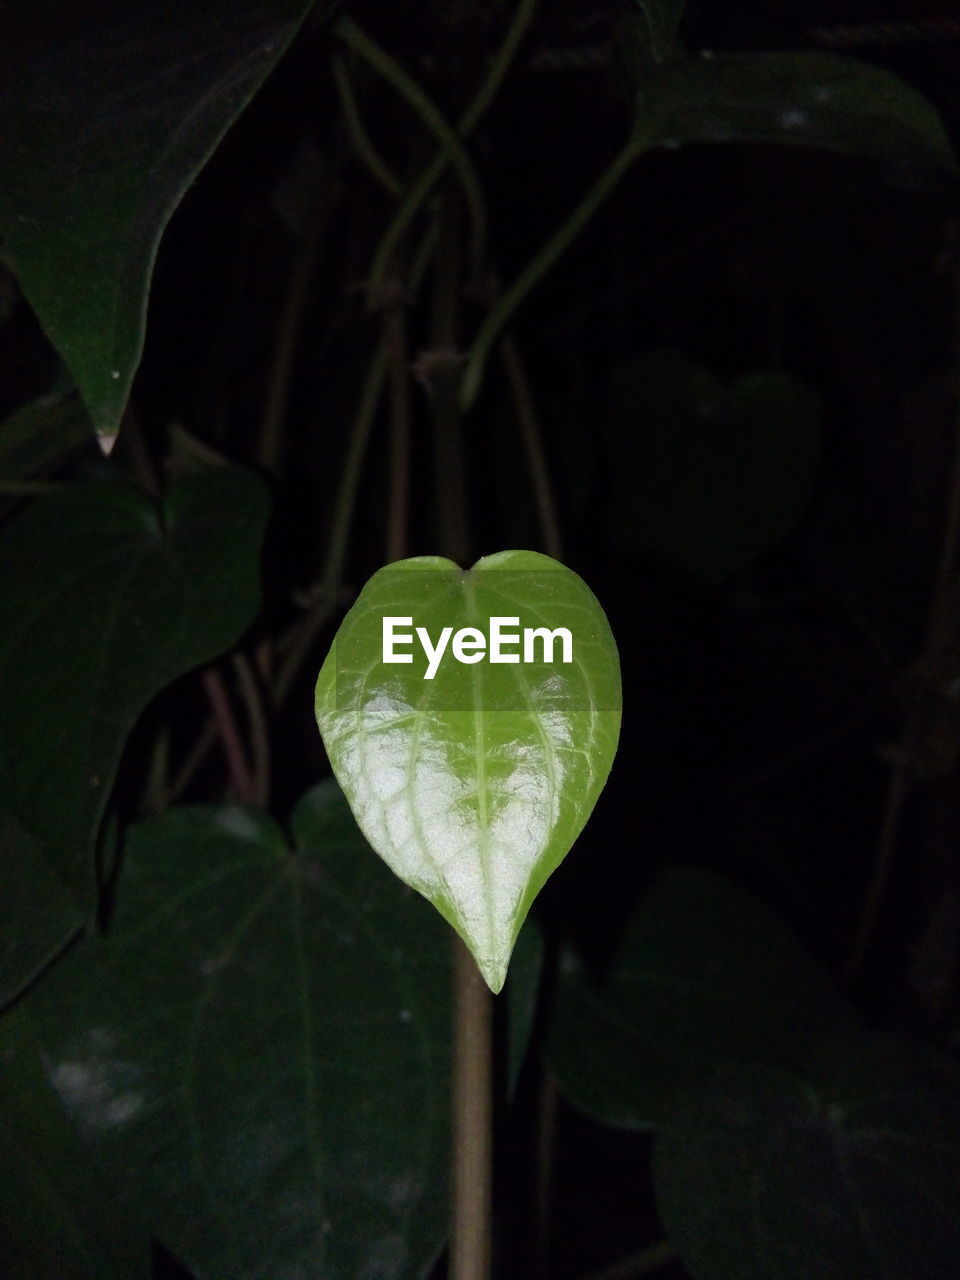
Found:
<box><xmin>315</xmin><ymin>550</ymin><xmax>621</xmax><ymax>993</ymax></box>
<box><xmin>0</xmin><ymin>783</ymin><xmax>542</xmax><ymax>1279</ymax></box>
<box><xmin>0</xmin><ymin>466</ymin><xmax>270</xmax><ymax>1004</ymax></box>
<box><xmin>604</xmin><ymin>351</ymin><xmax>822</xmax><ymax>581</ymax></box>
<box><xmin>547</xmin><ymin>869</ymin><xmax>842</xmax><ymax>1130</ymax></box>
<box><xmin>654</xmin><ymin>1044</ymin><xmax>960</xmax><ymax>1280</ymax></box>
<box><xmin>637</xmin><ymin>51</ymin><xmax>957</xmax><ymax>171</ymax></box>
<box><xmin>0</xmin><ymin>0</ymin><xmax>319</xmax><ymax>442</ymax></box>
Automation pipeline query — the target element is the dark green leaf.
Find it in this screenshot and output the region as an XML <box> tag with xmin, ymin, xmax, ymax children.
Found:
<box><xmin>547</xmin><ymin>869</ymin><xmax>842</xmax><ymax>1130</ymax></box>
<box><xmin>0</xmin><ymin>466</ymin><xmax>269</xmax><ymax>1004</ymax></box>
<box><xmin>0</xmin><ymin>374</ymin><xmax>92</xmax><ymax>481</ymax></box>
<box><xmin>604</xmin><ymin>351</ymin><xmax>822</xmax><ymax>581</ymax></box>
<box><xmin>0</xmin><ymin>998</ymin><xmax>145</xmax><ymax>1280</ymax></box>
<box><xmin>654</xmin><ymin>1045</ymin><xmax>960</xmax><ymax>1280</ymax></box>
<box><xmin>637</xmin><ymin>51</ymin><xmax>957</xmax><ymax>171</ymax></box>
<box><xmin>0</xmin><ymin>0</ymin><xmax>317</xmax><ymax>442</ymax></box>
<box><xmin>0</xmin><ymin>783</ymin><xmax>541</xmax><ymax>1279</ymax></box>
<box><xmin>315</xmin><ymin>551</ymin><xmax>622</xmax><ymax>993</ymax></box>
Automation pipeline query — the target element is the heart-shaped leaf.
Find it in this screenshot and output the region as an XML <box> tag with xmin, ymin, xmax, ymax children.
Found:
<box><xmin>0</xmin><ymin>782</ymin><xmax>543</xmax><ymax>1280</ymax></box>
<box><xmin>315</xmin><ymin>550</ymin><xmax>621</xmax><ymax>993</ymax></box>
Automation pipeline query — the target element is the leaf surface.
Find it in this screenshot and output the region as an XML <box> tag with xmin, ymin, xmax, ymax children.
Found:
<box><xmin>0</xmin><ymin>783</ymin><xmax>541</xmax><ymax>1279</ymax></box>
<box><xmin>315</xmin><ymin>550</ymin><xmax>621</xmax><ymax>992</ymax></box>
<box><xmin>0</xmin><ymin>0</ymin><xmax>319</xmax><ymax>442</ymax></box>
<box><xmin>637</xmin><ymin>50</ymin><xmax>956</xmax><ymax>171</ymax></box>
<box><xmin>0</xmin><ymin>466</ymin><xmax>269</xmax><ymax>1004</ymax></box>
<box><xmin>548</xmin><ymin>869</ymin><xmax>841</xmax><ymax>1129</ymax></box>
<box><xmin>654</xmin><ymin>1047</ymin><xmax>960</xmax><ymax>1280</ymax></box>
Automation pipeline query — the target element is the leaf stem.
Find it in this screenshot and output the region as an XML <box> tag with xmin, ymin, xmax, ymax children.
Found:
<box><xmin>460</xmin><ymin>133</ymin><xmax>646</xmax><ymax>410</ymax></box>
<box><xmin>450</xmin><ymin>934</ymin><xmax>494</xmax><ymax>1280</ymax></box>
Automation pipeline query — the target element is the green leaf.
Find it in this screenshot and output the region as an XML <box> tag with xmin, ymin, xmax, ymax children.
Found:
<box><xmin>315</xmin><ymin>550</ymin><xmax>622</xmax><ymax>993</ymax></box>
<box><xmin>0</xmin><ymin>782</ymin><xmax>541</xmax><ymax>1279</ymax></box>
<box><xmin>604</xmin><ymin>351</ymin><xmax>822</xmax><ymax>581</ymax></box>
<box><xmin>0</xmin><ymin>0</ymin><xmax>318</xmax><ymax>443</ymax></box>
<box><xmin>547</xmin><ymin>869</ymin><xmax>842</xmax><ymax>1130</ymax></box>
<box><xmin>654</xmin><ymin>1045</ymin><xmax>960</xmax><ymax>1280</ymax></box>
<box><xmin>637</xmin><ymin>51</ymin><xmax>957</xmax><ymax>171</ymax></box>
<box><xmin>631</xmin><ymin>0</ymin><xmax>686</xmax><ymax>62</ymax></box>
<box><xmin>0</xmin><ymin>996</ymin><xmax>145</xmax><ymax>1280</ymax></box>
<box><xmin>0</xmin><ymin>373</ymin><xmax>93</xmax><ymax>481</ymax></box>
<box><xmin>0</xmin><ymin>466</ymin><xmax>270</xmax><ymax>1005</ymax></box>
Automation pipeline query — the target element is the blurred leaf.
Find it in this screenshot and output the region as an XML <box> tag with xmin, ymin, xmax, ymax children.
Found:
<box><xmin>0</xmin><ymin>466</ymin><xmax>270</xmax><ymax>1005</ymax></box>
<box><xmin>604</xmin><ymin>351</ymin><xmax>822</xmax><ymax>582</ymax></box>
<box><xmin>631</xmin><ymin>0</ymin><xmax>686</xmax><ymax>62</ymax></box>
<box><xmin>0</xmin><ymin>0</ymin><xmax>318</xmax><ymax>444</ymax></box>
<box><xmin>654</xmin><ymin>1044</ymin><xmax>960</xmax><ymax>1280</ymax></box>
<box><xmin>547</xmin><ymin>869</ymin><xmax>842</xmax><ymax>1130</ymax></box>
<box><xmin>0</xmin><ymin>374</ymin><xmax>92</xmax><ymax>480</ymax></box>
<box><xmin>314</xmin><ymin>551</ymin><xmax>622</xmax><ymax>993</ymax></box>
<box><xmin>637</xmin><ymin>51</ymin><xmax>957</xmax><ymax>171</ymax></box>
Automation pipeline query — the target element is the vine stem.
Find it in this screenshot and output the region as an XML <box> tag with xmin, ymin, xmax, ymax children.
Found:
<box><xmin>201</xmin><ymin>666</ymin><xmax>255</xmax><ymax>803</ymax></box>
<box><xmin>450</xmin><ymin>935</ymin><xmax>494</xmax><ymax>1280</ymax></box>
<box><xmin>460</xmin><ymin>132</ymin><xmax>646</xmax><ymax>410</ymax></box>
<box><xmin>578</xmin><ymin>1240</ymin><xmax>678</xmax><ymax>1280</ymax></box>
<box><xmin>500</xmin><ymin>333</ymin><xmax>562</xmax><ymax>559</ymax></box>
<box><xmin>334</xmin><ymin>16</ymin><xmax>487</xmax><ymax>296</ymax></box>
<box><xmin>357</xmin><ymin>0</ymin><xmax>539</xmax><ymax>301</ymax></box>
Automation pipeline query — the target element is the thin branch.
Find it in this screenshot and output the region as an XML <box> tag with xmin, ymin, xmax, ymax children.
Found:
<box><xmin>201</xmin><ymin>666</ymin><xmax>255</xmax><ymax>803</ymax></box>
<box><xmin>232</xmin><ymin>653</ymin><xmax>271</xmax><ymax>808</ymax></box>
<box><xmin>461</xmin><ymin>132</ymin><xmax>646</xmax><ymax>410</ymax></box>
<box><xmin>357</xmin><ymin>0</ymin><xmax>538</xmax><ymax>300</ymax></box>
<box><xmin>332</xmin><ymin>50</ymin><xmax>403</xmax><ymax>197</ymax></box>
<box><xmin>500</xmin><ymin>333</ymin><xmax>562</xmax><ymax>559</ymax></box>
<box><xmin>259</xmin><ymin>181</ymin><xmax>338</xmax><ymax>472</ymax></box>
<box><xmin>385</xmin><ymin>297</ymin><xmax>412</xmax><ymax>563</ymax></box>
<box><xmin>334</xmin><ymin>16</ymin><xmax>487</xmax><ymax>296</ymax></box>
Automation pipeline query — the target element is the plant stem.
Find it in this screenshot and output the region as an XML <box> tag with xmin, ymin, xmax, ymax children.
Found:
<box><xmin>332</xmin><ymin>51</ymin><xmax>403</xmax><ymax>197</ymax></box>
<box><xmin>385</xmin><ymin>296</ymin><xmax>412</xmax><ymax>563</ymax></box>
<box><xmin>201</xmin><ymin>666</ymin><xmax>255</xmax><ymax>803</ymax></box>
<box><xmin>426</xmin><ymin>185</ymin><xmax>469</xmax><ymax>565</ymax></box>
<box><xmin>232</xmin><ymin>653</ymin><xmax>270</xmax><ymax>807</ymax></box>
<box><xmin>450</xmin><ymin>935</ymin><xmax>494</xmax><ymax>1280</ymax></box>
<box><xmin>845</xmin><ymin>760</ymin><xmax>910</xmax><ymax>983</ymax></box>
<box><xmin>259</xmin><ymin>181</ymin><xmax>337</xmax><ymax>473</ymax></box>
<box><xmin>500</xmin><ymin>333</ymin><xmax>562</xmax><ymax>559</ymax></box>
<box><xmin>359</xmin><ymin>0</ymin><xmax>538</xmax><ymax>301</ymax></box>
<box><xmin>460</xmin><ymin>133</ymin><xmax>646</xmax><ymax>410</ymax></box>
<box><xmin>334</xmin><ymin>16</ymin><xmax>487</xmax><ymax>298</ymax></box>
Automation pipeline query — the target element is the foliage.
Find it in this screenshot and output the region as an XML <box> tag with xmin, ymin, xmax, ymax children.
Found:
<box><xmin>1</xmin><ymin>0</ymin><xmax>959</xmax><ymax>1276</ymax></box>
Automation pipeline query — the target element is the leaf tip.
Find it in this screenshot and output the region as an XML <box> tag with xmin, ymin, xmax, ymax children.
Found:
<box><xmin>97</xmin><ymin>430</ymin><xmax>118</xmax><ymax>457</ymax></box>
